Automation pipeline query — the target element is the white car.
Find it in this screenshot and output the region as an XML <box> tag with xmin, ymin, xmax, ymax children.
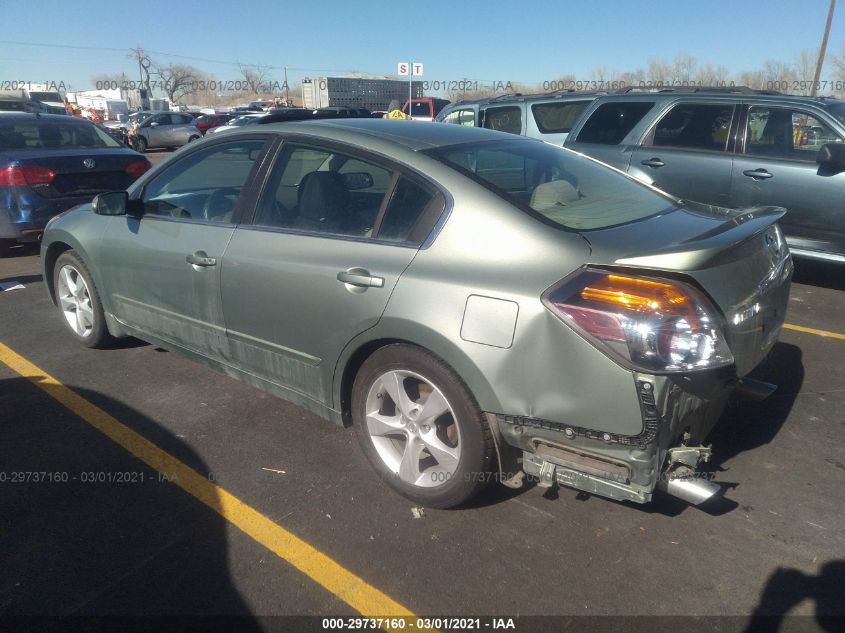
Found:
<box><xmin>204</xmin><ymin>113</ymin><xmax>266</xmax><ymax>136</ymax></box>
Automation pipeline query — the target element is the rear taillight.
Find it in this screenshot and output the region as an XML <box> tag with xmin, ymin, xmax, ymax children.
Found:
<box><xmin>126</xmin><ymin>160</ymin><xmax>151</xmax><ymax>179</ymax></box>
<box><xmin>544</xmin><ymin>269</ymin><xmax>734</xmax><ymax>372</ymax></box>
<box><xmin>0</xmin><ymin>165</ymin><xmax>55</xmax><ymax>186</ymax></box>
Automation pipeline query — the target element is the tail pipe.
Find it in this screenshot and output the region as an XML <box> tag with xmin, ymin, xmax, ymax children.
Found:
<box><xmin>658</xmin><ymin>476</ymin><xmax>721</xmax><ymax>505</ymax></box>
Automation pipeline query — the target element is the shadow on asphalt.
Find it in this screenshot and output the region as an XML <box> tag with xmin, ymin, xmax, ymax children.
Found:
<box><xmin>744</xmin><ymin>560</ymin><xmax>845</xmax><ymax>632</ymax></box>
<box><xmin>0</xmin><ymin>274</ymin><xmax>43</xmax><ymax>287</ymax></box>
<box><xmin>709</xmin><ymin>342</ymin><xmax>804</xmax><ymax>467</ymax></box>
<box><xmin>792</xmin><ymin>259</ymin><xmax>845</xmax><ymax>292</ymax></box>
<box><xmin>0</xmin><ymin>376</ymin><xmax>261</xmax><ymax>627</ymax></box>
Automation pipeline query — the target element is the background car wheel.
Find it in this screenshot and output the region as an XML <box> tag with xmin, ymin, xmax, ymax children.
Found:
<box><xmin>0</xmin><ymin>239</ymin><xmax>13</xmax><ymax>258</ymax></box>
<box><xmin>352</xmin><ymin>344</ymin><xmax>495</xmax><ymax>508</ymax></box>
<box><xmin>53</xmin><ymin>251</ymin><xmax>114</xmax><ymax>349</ymax></box>
<box><xmin>135</xmin><ymin>137</ymin><xmax>147</xmax><ymax>153</ymax></box>
<box><xmin>188</xmin><ymin>135</ymin><xmax>200</xmax><ymax>143</ymax></box>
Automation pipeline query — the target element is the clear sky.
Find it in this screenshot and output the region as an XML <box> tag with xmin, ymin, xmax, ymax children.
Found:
<box><xmin>1</xmin><ymin>0</ymin><xmax>843</xmax><ymax>93</ymax></box>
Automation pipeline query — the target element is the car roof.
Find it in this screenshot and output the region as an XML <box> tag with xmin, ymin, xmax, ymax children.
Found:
<box><xmin>0</xmin><ymin>112</ymin><xmax>86</xmax><ymax>122</ymax></box>
<box><xmin>445</xmin><ymin>90</ymin><xmax>606</xmax><ymax>109</ymax></box>
<box><xmin>591</xmin><ymin>90</ymin><xmax>842</xmax><ymax>108</ymax></box>
<box><xmin>254</xmin><ymin>118</ymin><xmax>528</xmax><ymax>151</ymax></box>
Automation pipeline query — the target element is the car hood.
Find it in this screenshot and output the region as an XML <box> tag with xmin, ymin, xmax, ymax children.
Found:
<box><xmin>580</xmin><ymin>202</ymin><xmax>792</xmax><ymax>376</ymax></box>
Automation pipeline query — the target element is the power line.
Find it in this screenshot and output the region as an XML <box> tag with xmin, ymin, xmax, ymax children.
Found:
<box><xmin>0</xmin><ymin>39</ymin><xmax>363</xmax><ymax>74</ymax></box>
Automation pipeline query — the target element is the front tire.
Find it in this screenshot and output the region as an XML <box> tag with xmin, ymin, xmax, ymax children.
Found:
<box><xmin>53</xmin><ymin>251</ymin><xmax>114</xmax><ymax>348</ymax></box>
<box><xmin>352</xmin><ymin>344</ymin><xmax>495</xmax><ymax>508</ymax></box>
<box><xmin>135</xmin><ymin>136</ymin><xmax>147</xmax><ymax>153</ymax></box>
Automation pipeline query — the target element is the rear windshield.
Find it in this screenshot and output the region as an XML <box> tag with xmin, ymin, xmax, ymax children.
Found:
<box><xmin>425</xmin><ymin>140</ymin><xmax>677</xmax><ymax>231</ymax></box>
<box><xmin>0</xmin><ymin>120</ymin><xmax>121</xmax><ymax>150</ymax></box>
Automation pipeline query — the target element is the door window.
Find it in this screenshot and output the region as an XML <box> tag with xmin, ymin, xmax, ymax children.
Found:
<box><xmin>141</xmin><ymin>139</ymin><xmax>267</xmax><ymax>222</ymax></box>
<box><xmin>531</xmin><ymin>100</ymin><xmax>591</xmax><ymax>134</ymax></box>
<box><xmin>441</xmin><ymin>109</ymin><xmax>476</xmax><ymax>126</ymax></box>
<box><xmin>649</xmin><ymin>103</ymin><xmax>735</xmax><ymax>151</ymax></box>
<box><xmin>744</xmin><ymin>106</ymin><xmax>843</xmax><ymax>161</ymax></box>
<box><xmin>255</xmin><ymin>144</ymin><xmax>393</xmax><ymax>237</ymax></box>
<box><xmin>575</xmin><ymin>101</ymin><xmax>655</xmax><ymax>145</ymax></box>
<box><xmin>483</xmin><ymin>106</ymin><xmax>522</xmax><ymax>135</ymax></box>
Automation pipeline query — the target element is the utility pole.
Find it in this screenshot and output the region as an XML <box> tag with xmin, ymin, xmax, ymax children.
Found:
<box><xmin>811</xmin><ymin>0</ymin><xmax>836</xmax><ymax>96</ymax></box>
<box><xmin>284</xmin><ymin>65</ymin><xmax>290</xmax><ymax>103</ymax></box>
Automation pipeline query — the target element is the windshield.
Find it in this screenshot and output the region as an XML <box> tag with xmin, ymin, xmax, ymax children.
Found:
<box><xmin>0</xmin><ymin>120</ymin><xmax>122</xmax><ymax>150</ymax></box>
<box><xmin>426</xmin><ymin>140</ymin><xmax>678</xmax><ymax>231</ymax></box>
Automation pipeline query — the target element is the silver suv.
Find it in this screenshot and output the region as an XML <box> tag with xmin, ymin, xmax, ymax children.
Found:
<box><xmin>564</xmin><ymin>87</ymin><xmax>845</xmax><ymax>263</ymax></box>
<box><xmin>132</xmin><ymin>112</ymin><xmax>200</xmax><ymax>152</ymax></box>
<box><xmin>435</xmin><ymin>91</ymin><xmax>604</xmax><ymax>145</ymax></box>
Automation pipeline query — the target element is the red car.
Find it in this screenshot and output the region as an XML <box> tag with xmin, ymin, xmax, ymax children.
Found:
<box><xmin>194</xmin><ymin>113</ymin><xmax>237</xmax><ymax>135</ymax></box>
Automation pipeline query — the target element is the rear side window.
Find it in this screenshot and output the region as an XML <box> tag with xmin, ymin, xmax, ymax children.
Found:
<box><xmin>378</xmin><ymin>177</ymin><xmax>443</xmax><ymax>243</ymax></box>
<box><xmin>483</xmin><ymin>106</ymin><xmax>522</xmax><ymax>135</ymax></box>
<box><xmin>575</xmin><ymin>101</ymin><xmax>654</xmax><ymax>145</ymax></box>
<box><xmin>441</xmin><ymin>109</ymin><xmax>476</xmax><ymax>126</ymax></box>
<box><xmin>744</xmin><ymin>106</ymin><xmax>844</xmax><ymax>161</ymax></box>
<box><xmin>650</xmin><ymin>103</ymin><xmax>734</xmax><ymax>151</ymax></box>
<box><xmin>531</xmin><ymin>101</ymin><xmax>591</xmax><ymax>134</ymax></box>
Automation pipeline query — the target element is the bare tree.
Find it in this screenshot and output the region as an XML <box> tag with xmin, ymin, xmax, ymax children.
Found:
<box><xmin>153</xmin><ymin>63</ymin><xmax>204</xmax><ymax>104</ymax></box>
<box><xmin>237</xmin><ymin>64</ymin><xmax>273</xmax><ymax>95</ymax></box>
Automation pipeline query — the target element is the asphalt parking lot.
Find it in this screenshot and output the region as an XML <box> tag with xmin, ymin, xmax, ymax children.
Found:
<box><xmin>1</xmin><ymin>228</ymin><xmax>843</xmax><ymax>631</ymax></box>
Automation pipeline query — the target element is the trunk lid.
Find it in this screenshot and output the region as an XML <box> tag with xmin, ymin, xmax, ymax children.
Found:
<box><xmin>11</xmin><ymin>149</ymin><xmax>143</xmax><ymax>199</ymax></box>
<box><xmin>581</xmin><ymin>202</ymin><xmax>793</xmax><ymax>376</ymax></box>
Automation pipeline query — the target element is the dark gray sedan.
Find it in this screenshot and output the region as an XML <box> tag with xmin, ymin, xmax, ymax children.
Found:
<box><xmin>41</xmin><ymin>120</ymin><xmax>792</xmax><ymax>509</ymax></box>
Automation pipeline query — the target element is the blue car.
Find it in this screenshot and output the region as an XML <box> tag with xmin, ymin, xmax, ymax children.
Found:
<box><xmin>0</xmin><ymin>113</ymin><xmax>150</xmax><ymax>256</ymax></box>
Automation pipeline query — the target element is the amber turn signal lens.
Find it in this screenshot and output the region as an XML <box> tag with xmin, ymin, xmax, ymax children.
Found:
<box><xmin>580</xmin><ymin>274</ymin><xmax>699</xmax><ymax>328</ymax></box>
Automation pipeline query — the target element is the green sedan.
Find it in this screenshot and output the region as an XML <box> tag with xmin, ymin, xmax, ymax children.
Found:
<box><xmin>41</xmin><ymin>119</ymin><xmax>793</xmax><ymax>509</ymax></box>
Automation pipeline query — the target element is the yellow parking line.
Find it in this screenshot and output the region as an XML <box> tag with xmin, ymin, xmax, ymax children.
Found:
<box><xmin>0</xmin><ymin>341</ymin><xmax>422</xmax><ymax>630</ymax></box>
<box><xmin>783</xmin><ymin>323</ymin><xmax>845</xmax><ymax>341</ymax></box>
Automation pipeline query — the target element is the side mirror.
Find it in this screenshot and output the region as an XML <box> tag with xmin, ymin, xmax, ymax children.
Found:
<box><xmin>148</xmin><ymin>121</ymin><xmax>159</xmax><ymax>128</ymax></box>
<box><xmin>816</xmin><ymin>142</ymin><xmax>845</xmax><ymax>168</ymax></box>
<box><xmin>93</xmin><ymin>192</ymin><xmax>143</xmax><ymax>216</ymax></box>
<box><xmin>92</xmin><ymin>191</ymin><xmax>129</xmax><ymax>215</ymax></box>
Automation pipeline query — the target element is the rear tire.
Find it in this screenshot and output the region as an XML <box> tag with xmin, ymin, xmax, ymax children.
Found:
<box><xmin>53</xmin><ymin>251</ymin><xmax>114</xmax><ymax>348</ymax></box>
<box><xmin>352</xmin><ymin>344</ymin><xmax>495</xmax><ymax>508</ymax></box>
<box><xmin>135</xmin><ymin>136</ymin><xmax>147</xmax><ymax>153</ymax></box>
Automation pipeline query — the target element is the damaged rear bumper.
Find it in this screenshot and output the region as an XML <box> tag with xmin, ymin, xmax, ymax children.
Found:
<box><xmin>487</xmin><ymin>367</ymin><xmax>747</xmax><ymax>505</ymax></box>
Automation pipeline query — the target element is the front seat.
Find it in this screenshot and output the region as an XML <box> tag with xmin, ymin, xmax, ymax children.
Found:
<box><xmin>294</xmin><ymin>171</ymin><xmax>350</xmax><ymax>233</ymax></box>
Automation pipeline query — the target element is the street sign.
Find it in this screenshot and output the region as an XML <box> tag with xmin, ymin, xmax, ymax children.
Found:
<box><xmin>398</xmin><ymin>63</ymin><xmax>409</xmax><ymax>76</ymax></box>
<box><xmin>412</xmin><ymin>63</ymin><xmax>424</xmax><ymax>77</ymax></box>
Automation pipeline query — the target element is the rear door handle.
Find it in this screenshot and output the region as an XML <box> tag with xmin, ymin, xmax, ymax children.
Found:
<box><xmin>337</xmin><ymin>270</ymin><xmax>384</xmax><ymax>288</ymax></box>
<box><xmin>641</xmin><ymin>158</ymin><xmax>665</xmax><ymax>168</ymax></box>
<box><xmin>186</xmin><ymin>251</ymin><xmax>217</xmax><ymax>267</ymax></box>
<box><xmin>743</xmin><ymin>169</ymin><xmax>773</xmax><ymax>180</ymax></box>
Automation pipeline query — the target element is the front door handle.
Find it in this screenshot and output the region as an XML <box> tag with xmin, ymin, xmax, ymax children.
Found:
<box><xmin>337</xmin><ymin>270</ymin><xmax>384</xmax><ymax>288</ymax></box>
<box><xmin>641</xmin><ymin>157</ymin><xmax>665</xmax><ymax>168</ymax></box>
<box><xmin>186</xmin><ymin>251</ymin><xmax>217</xmax><ymax>267</ymax></box>
<box><xmin>743</xmin><ymin>169</ymin><xmax>774</xmax><ymax>180</ymax></box>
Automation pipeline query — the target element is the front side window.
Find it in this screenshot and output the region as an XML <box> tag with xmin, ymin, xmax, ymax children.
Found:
<box><xmin>427</xmin><ymin>139</ymin><xmax>676</xmax><ymax>231</ymax></box>
<box><xmin>531</xmin><ymin>101</ymin><xmax>591</xmax><ymax>134</ymax></box>
<box><xmin>650</xmin><ymin>103</ymin><xmax>735</xmax><ymax>151</ymax></box>
<box><xmin>141</xmin><ymin>139</ymin><xmax>267</xmax><ymax>222</ymax></box>
<box><xmin>575</xmin><ymin>101</ymin><xmax>655</xmax><ymax>145</ymax></box>
<box><xmin>745</xmin><ymin>106</ymin><xmax>843</xmax><ymax>160</ymax></box>
<box><xmin>483</xmin><ymin>106</ymin><xmax>522</xmax><ymax>135</ymax></box>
